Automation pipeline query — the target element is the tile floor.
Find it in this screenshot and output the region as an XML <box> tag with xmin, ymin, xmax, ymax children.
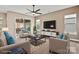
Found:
<box><xmin>18</xmin><ymin>37</ymin><xmax>79</xmax><ymax>54</ymax></box>
<box><xmin>31</xmin><ymin>40</ymin><xmax>79</xmax><ymax>54</ymax></box>
<box><xmin>70</xmin><ymin>41</ymin><xmax>79</xmax><ymax>54</ymax></box>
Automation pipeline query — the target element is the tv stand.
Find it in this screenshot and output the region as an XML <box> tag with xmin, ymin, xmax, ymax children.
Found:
<box><xmin>41</xmin><ymin>30</ymin><xmax>59</xmax><ymax>37</ymax></box>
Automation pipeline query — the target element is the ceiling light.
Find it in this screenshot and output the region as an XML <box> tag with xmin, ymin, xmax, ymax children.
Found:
<box><xmin>32</xmin><ymin>13</ymin><xmax>36</xmax><ymax>15</ymax></box>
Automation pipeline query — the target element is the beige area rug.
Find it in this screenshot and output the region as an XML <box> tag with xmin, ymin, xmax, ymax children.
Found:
<box><xmin>30</xmin><ymin>39</ymin><xmax>49</xmax><ymax>54</ymax></box>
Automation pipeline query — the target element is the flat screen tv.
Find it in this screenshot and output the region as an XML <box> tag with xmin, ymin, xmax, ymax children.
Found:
<box><xmin>43</xmin><ymin>20</ymin><xmax>56</xmax><ymax>29</ymax></box>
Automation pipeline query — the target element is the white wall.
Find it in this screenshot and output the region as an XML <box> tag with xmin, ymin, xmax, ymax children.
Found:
<box><xmin>36</xmin><ymin>6</ymin><xmax>79</xmax><ymax>39</ymax></box>
<box><xmin>6</xmin><ymin>11</ymin><xmax>34</xmax><ymax>41</ymax></box>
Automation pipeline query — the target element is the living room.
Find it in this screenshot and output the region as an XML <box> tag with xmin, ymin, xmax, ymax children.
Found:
<box><xmin>0</xmin><ymin>5</ymin><xmax>79</xmax><ymax>54</ymax></box>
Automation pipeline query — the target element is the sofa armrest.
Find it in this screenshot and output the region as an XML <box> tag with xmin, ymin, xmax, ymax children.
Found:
<box><xmin>0</xmin><ymin>41</ymin><xmax>30</xmax><ymax>53</ymax></box>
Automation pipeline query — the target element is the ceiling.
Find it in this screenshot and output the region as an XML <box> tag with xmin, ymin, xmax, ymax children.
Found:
<box><xmin>0</xmin><ymin>5</ymin><xmax>75</xmax><ymax>16</ymax></box>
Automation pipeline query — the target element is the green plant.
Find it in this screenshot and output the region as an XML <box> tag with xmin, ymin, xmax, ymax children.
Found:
<box><xmin>33</xmin><ymin>26</ymin><xmax>37</xmax><ymax>34</ymax></box>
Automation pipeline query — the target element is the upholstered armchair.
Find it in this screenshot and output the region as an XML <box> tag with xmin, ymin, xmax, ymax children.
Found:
<box><xmin>49</xmin><ymin>33</ymin><xmax>70</xmax><ymax>54</ymax></box>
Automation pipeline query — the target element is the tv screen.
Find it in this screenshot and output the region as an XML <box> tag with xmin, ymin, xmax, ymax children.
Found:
<box><xmin>43</xmin><ymin>20</ymin><xmax>56</xmax><ymax>29</ymax></box>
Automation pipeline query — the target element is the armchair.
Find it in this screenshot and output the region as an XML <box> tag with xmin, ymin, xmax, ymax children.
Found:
<box><xmin>49</xmin><ymin>33</ymin><xmax>70</xmax><ymax>54</ymax></box>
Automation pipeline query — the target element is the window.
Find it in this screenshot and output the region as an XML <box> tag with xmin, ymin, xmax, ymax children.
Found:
<box><xmin>36</xmin><ymin>19</ymin><xmax>41</xmax><ymax>32</ymax></box>
<box><xmin>64</xmin><ymin>14</ymin><xmax>77</xmax><ymax>34</ymax></box>
<box><xmin>16</xmin><ymin>19</ymin><xmax>31</xmax><ymax>34</ymax></box>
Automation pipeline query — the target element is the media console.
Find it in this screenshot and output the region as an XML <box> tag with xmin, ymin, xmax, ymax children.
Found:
<box><xmin>41</xmin><ymin>30</ymin><xmax>59</xmax><ymax>37</ymax></box>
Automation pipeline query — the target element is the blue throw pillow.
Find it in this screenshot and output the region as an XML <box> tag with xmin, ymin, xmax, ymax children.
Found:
<box><xmin>4</xmin><ymin>31</ymin><xmax>10</xmax><ymax>38</ymax></box>
<box><xmin>60</xmin><ymin>33</ymin><xmax>64</xmax><ymax>39</ymax></box>
<box><xmin>7</xmin><ymin>36</ymin><xmax>15</xmax><ymax>45</ymax></box>
<box><xmin>57</xmin><ymin>33</ymin><xmax>64</xmax><ymax>40</ymax></box>
<box><xmin>4</xmin><ymin>31</ymin><xmax>15</xmax><ymax>45</ymax></box>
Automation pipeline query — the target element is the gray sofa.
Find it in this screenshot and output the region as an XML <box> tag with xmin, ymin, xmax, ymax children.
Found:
<box><xmin>0</xmin><ymin>41</ymin><xmax>30</xmax><ymax>54</ymax></box>
<box><xmin>0</xmin><ymin>32</ymin><xmax>30</xmax><ymax>54</ymax></box>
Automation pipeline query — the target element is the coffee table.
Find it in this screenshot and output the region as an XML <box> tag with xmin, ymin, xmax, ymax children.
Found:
<box><xmin>28</xmin><ymin>35</ymin><xmax>47</xmax><ymax>46</ymax></box>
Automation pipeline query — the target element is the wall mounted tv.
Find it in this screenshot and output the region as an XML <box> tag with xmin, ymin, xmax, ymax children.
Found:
<box><xmin>43</xmin><ymin>20</ymin><xmax>56</xmax><ymax>29</ymax></box>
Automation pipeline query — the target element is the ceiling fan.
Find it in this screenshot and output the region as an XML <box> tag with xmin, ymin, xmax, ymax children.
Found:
<box><xmin>26</xmin><ymin>5</ymin><xmax>42</xmax><ymax>15</ymax></box>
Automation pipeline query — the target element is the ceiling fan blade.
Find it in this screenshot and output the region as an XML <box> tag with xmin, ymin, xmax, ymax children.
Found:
<box><xmin>27</xmin><ymin>9</ymin><xmax>33</xmax><ymax>12</ymax></box>
<box><xmin>26</xmin><ymin>5</ymin><xmax>42</xmax><ymax>15</ymax></box>
<box><xmin>35</xmin><ymin>9</ymin><xmax>40</xmax><ymax>13</ymax></box>
<box><xmin>25</xmin><ymin>12</ymin><xmax>32</xmax><ymax>14</ymax></box>
<box><xmin>36</xmin><ymin>12</ymin><xmax>42</xmax><ymax>14</ymax></box>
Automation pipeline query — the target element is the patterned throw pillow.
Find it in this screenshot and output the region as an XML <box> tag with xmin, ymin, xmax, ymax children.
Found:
<box><xmin>1</xmin><ymin>32</ymin><xmax>7</xmax><ymax>46</ymax></box>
